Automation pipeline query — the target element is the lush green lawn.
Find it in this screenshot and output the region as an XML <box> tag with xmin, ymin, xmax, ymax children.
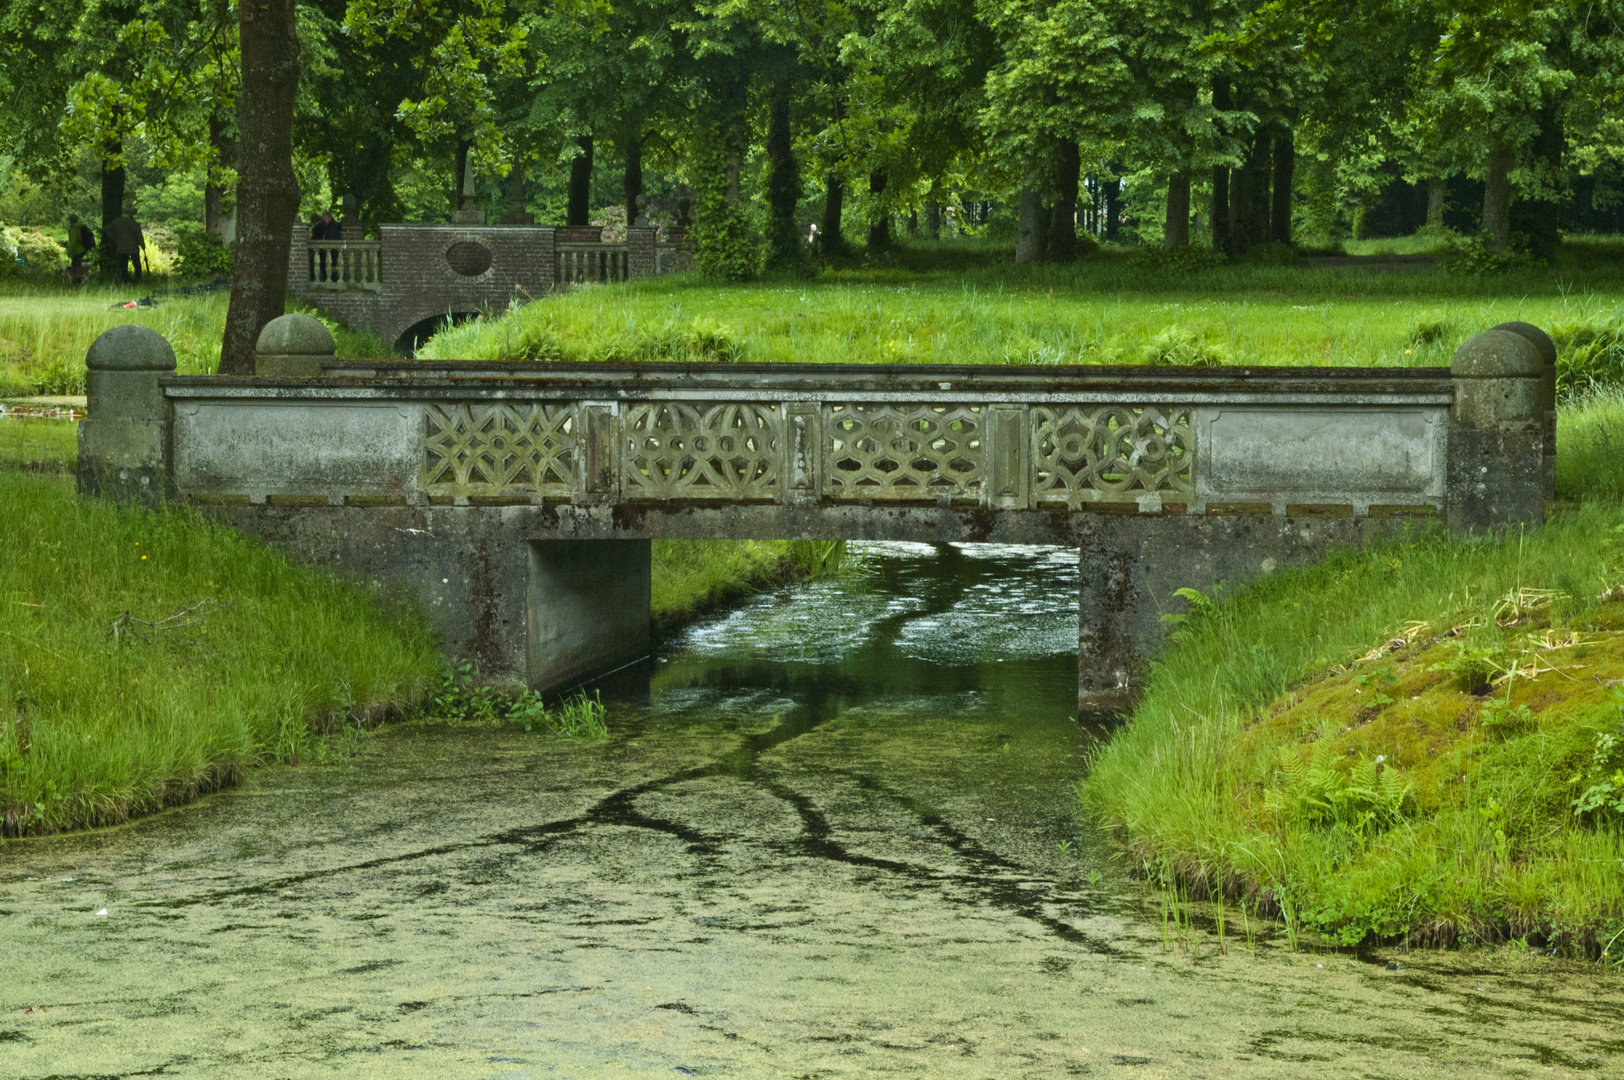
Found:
<box><xmin>1081</xmin><ymin>395</ymin><xmax>1624</xmax><ymax>959</ymax></box>
<box><xmin>422</xmin><ymin>242</ymin><xmax>1624</xmax><ymax>370</ymax></box>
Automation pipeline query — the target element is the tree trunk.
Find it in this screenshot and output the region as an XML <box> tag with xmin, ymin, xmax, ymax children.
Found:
<box><xmin>1047</xmin><ymin>141</ymin><xmax>1080</xmax><ymax>263</ymax></box>
<box><xmin>1163</xmin><ymin>173</ymin><xmax>1190</xmax><ymax>249</ymax></box>
<box><xmin>1016</xmin><ymin>188</ymin><xmax>1046</xmax><ymax>262</ymax></box>
<box><xmin>820</xmin><ymin>174</ymin><xmax>844</xmax><ymax>253</ymax></box>
<box><xmin>765</xmin><ymin>79</ymin><xmax>800</xmax><ymax>268</ymax></box>
<box><xmin>867</xmin><ymin>170</ymin><xmax>890</xmax><ymax>248</ymax></box>
<box><xmin>567</xmin><ymin>136</ymin><xmax>593</xmax><ymax>226</ymax></box>
<box><xmin>204</xmin><ymin>115</ymin><xmax>232</xmax><ymax>240</ymax></box>
<box><xmin>1229</xmin><ymin>131</ymin><xmax>1270</xmax><ymax>254</ymax></box>
<box><xmin>1426</xmin><ymin>177</ymin><xmax>1446</xmax><ymax>227</ymax></box>
<box><xmin>623</xmin><ymin>136</ymin><xmax>643</xmax><ymax>222</ymax></box>
<box><xmin>452</xmin><ymin>137</ymin><xmax>472</xmax><ymax>218</ymax></box>
<box><xmin>926</xmin><ymin>203</ymin><xmax>941</xmax><ymax>239</ymax></box>
<box><xmin>220</xmin><ymin>0</ymin><xmax>300</xmax><ymax>375</ymax></box>
<box><xmin>1104</xmin><ymin>172</ymin><xmax>1122</xmax><ymax>242</ymax></box>
<box><xmin>1482</xmin><ymin>142</ymin><xmax>1513</xmax><ymax>252</ymax></box>
<box><xmin>99</xmin><ymin>138</ymin><xmax>125</xmax><ymax>273</ymax></box>
<box><xmin>1211</xmin><ymin>166</ymin><xmax>1230</xmax><ymax>254</ymax></box>
<box><xmin>1270</xmin><ymin>128</ymin><xmax>1294</xmax><ymax>245</ymax></box>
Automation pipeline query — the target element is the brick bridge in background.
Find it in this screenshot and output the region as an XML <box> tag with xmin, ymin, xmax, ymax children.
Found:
<box><xmin>288</xmin><ymin>224</ymin><xmax>693</xmax><ymax>352</ymax></box>
<box><xmin>79</xmin><ymin>317</ymin><xmax>1555</xmax><ymax>711</ymax></box>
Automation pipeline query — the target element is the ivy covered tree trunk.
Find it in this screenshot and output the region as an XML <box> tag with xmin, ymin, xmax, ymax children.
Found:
<box><xmin>692</xmin><ymin>79</ymin><xmax>760</xmax><ymax>280</ymax></box>
<box><xmin>820</xmin><ymin>174</ymin><xmax>845</xmax><ymax>254</ymax></box>
<box><xmin>1016</xmin><ymin>187</ymin><xmax>1046</xmax><ymax>262</ymax></box>
<box><xmin>1046</xmin><ymin>141</ymin><xmax>1080</xmax><ymax>263</ymax></box>
<box><xmin>866</xmin><ymin>170</ymin><xmax>889</xmax><ymax>249</ymax></box>
<box><xmin>1481</xmin><ymin>142</ymin><xmax>1513</xmax><ymax>252</ymax></box>
<box><xmin>220</xmin><ymin>0</ymin><xmax>300</xmax><ymax>375</ymax></box>
<box><xmin>99</xmin><ymin>138</ymin><xmax>125</xmax><ymax>274</ymax></box>
<box><xmin>1104</xmin><ymin>171</ymin><xmax>1122</xmax><ymax>242</ymax></box>
<box><xmin>205</xmin><ymin>115</ymin><xmax>233</xmax><ymax>240</ymax></box>
<box><xmin>765</xmin><ymin>79</ymin><xmax>801</xmax><ymax>269</ymax></box>
<box><xmin>567</xmin><ymin>136</ymin><xmax>593</xmax><ymax>226</ymax></box>
<box><xmin>623</xmin><ymin>136</ymin><xmax>643</xmax><ymax>222</ymax></box>
<box><xmin>1163</xmin><ymin>173</ymin><xmax>1190</xmax><ymax>249</ymax></box>
<box><xmin>1270</xmin><ymin>128</ymin><xmax>1294</xmax><ymax>245</ymax></box>
<box><xmin>1426</xmin><ymin>178</ymin><xmax>1447</xmax><ymax>227</ymax></box>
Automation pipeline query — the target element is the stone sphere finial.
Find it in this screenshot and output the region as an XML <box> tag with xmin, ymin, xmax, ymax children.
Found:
<box><xmin>256</xmin><ymin>313</ymin><xmax>336</xmax><ymax>358</ymax></box>
<box><xmin>85</xmin><ymin>324</ymin><xmax>177</xmax><ymax>372</ymax></box>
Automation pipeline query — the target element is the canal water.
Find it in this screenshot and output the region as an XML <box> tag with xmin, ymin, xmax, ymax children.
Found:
<box><xmin>2</xmin><ymin>543</ymin><xmax>1620</xmax><ymax>1078</ymax></box>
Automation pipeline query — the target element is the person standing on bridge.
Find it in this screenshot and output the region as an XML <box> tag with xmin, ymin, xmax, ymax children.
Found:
<box><xmin>310</xmin><ymin>209</ymin><xmax>342</xmax><ymax>280</ymax></box>
<box><xmin>108</xmin><ymin>206</ymin><xmax>145</xmax><ymax>284</ymax></box>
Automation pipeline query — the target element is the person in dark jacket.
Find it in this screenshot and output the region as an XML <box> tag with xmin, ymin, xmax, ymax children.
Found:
<box><xmin>108</xmin><ymin>207</ymin><xmax>145</xmax><ymax>283</ymax></box>
<box><xmin>310</xmin><ymin>210</ymin><xmax>342</xmax><ymax>280</ymax></box>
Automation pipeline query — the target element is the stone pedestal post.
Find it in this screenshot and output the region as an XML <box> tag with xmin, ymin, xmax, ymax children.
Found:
<box><xmin>77</xmin><ymin>325</ymin><xmax>177</xmax><ymax>508</ymax></box>
<box><xmin>255</xmin><ymin>313</ymin><xmax>337</xmax><ymax>378</ymax></box>
<box><xmin>527</xmin><ymin>540</ymin><xmax>652</xmax><ymax>690</ymax></box>
<box><xmin>627</xmin><ymin>226</ymin><xmax>658</xmax><ymax>280</ymax></box>
<box><xmin>1491</xmin><ymin>321</ymin><xmax>1558</xmax><ymax>503</ymax></box>
<box><xmin>1448</xmin><ymin>329</ymin><xmax>1546</xmax><ymax>534</ymax></box>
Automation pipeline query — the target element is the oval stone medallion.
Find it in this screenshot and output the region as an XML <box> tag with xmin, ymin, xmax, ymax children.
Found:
<box><xmin>445</xmin><ymin>241</ymin><xmax>493</xmax><ymax>277</ymax></box>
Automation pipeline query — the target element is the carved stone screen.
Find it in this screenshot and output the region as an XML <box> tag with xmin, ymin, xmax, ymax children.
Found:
<box><xmin>421</xmin><ymin>402</ymin><xmax>576</xmax><ymax>495</ymax></box>
<box><xmin>623</xmin><ymin>402</ymin><xmax>783</xmax><ymax>499</ymax></box>
<box><xmin>1031</xmin><ymin>405</ymin><xmax>1193</xmax><ymax>505</ymax></box>
<box><xmin>825</xmin><ymin>404</ymin><xmax>985</xmax><ymax>502</ymax></box>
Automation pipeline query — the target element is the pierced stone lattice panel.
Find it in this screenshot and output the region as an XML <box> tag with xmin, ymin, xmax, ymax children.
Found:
<box><xmin>1031</xmin><ymin>406</ymin><xmax>1193</xmax><ymax>505</ymax></box>
<box><xmin>422</xmin><ymin>402</ymin><xmax>577</xmax><ymax>494</ymax></box>
<box><xmin>623</xmin><ymin>402</ymin><xmax>782</xmax><ymax>499</ymax></box>
<box><xmin>826</xmin><ymin>404</ymin><xmax>985</xmax><ymax>501</ymax></box>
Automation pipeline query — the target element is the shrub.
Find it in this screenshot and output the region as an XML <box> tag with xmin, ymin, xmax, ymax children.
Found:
<box><xmin>0</xmin><ymin>225</ymin><xmax>67</xmax><ymax>278</ymax></box>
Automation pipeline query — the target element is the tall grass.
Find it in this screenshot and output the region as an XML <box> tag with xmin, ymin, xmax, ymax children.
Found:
<box><xmin>0</xmin><ymin>465</ymin><xmax>441</xmax><ymax>835</ymax></box>
<box><xmin>1082</xmin><ymin>405</ymin><xmax>1624</xmax><ymax>953</ymax></box>
<box><xmin>0</xmin><ymin>286</ymin><xmax>392</xmax><ymax>395</ymax></box>
<box><xmin>651</xmin><ymin>538</ymin><xmax>847</xmax><ymax>639</ymax></box>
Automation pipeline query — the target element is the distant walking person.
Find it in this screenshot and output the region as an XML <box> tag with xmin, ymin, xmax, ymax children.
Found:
<box><xmin>65</xmin><ymin>214</ymin><xmax>94</xmax><ymax>284</ymax></box>
<box><xmin>108</xmin><ymin>206</ymin><xmax>146</xmax><ymax>284</ymax></box>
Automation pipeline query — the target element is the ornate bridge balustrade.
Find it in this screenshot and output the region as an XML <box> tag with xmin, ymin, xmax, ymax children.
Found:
<box><xmin>78</xmin><ymin>318</ymin><xmax>1555</xmax><ymax>710</ymax></box>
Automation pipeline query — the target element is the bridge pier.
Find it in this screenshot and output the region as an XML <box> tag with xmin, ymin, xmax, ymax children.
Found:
<box><xmin>527</xmin><ymin>540</ymin><xmax>651</xmax><ymax>690</ymax></box>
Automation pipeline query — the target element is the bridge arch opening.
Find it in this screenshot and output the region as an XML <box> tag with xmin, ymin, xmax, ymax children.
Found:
<box><xmin>397</xmin><ymin>311</ymin><xmax>484</xmax><ymax>356</ymax></box>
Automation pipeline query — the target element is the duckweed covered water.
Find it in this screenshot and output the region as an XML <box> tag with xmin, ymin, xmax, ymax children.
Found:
<box><xmin>2</xmin><ymin>542</ymin><xmax>1621</xmax><ymax>1077</ymax></box>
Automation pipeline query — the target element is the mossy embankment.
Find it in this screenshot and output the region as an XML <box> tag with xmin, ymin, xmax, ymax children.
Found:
<box><xmin>1082</xmin><ymin>392</ymin><xmax>1624</xmax><ymax>959</ymax></box>
<box><xmin>0</xmin><ymin>417</ymin><xmax>840</xmax><ymax>836</ymax></box>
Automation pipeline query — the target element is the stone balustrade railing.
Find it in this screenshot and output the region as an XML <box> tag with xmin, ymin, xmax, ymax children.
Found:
<box><xmin>557</xmin><ymin>243</ymin><xmax>629</xmax><ymax>285</ymax></box>
<box><xmin>303</xmin><ymin>240</ymin><xmax>383</xmax><ymax>291</ymax></box>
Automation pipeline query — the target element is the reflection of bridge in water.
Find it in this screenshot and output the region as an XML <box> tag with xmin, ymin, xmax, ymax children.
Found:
<box><xmin>79</xmin><ymin>318</ymin><xmax>1554</xmax><ymax>710</ymax></box>
<box><xmin>289</xmin><ymin>223</ymin><xmax>693</xmax><ymax>351</ymax></box>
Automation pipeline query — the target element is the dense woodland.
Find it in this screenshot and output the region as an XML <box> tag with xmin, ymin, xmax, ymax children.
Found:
<box><xmin>4</xmin><ymin>0</ymin><xmax>1624</xmax><ymax>279</ymax></box>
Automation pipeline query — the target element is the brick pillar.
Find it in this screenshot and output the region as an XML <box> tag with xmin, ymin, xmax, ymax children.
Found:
<box><xmin>77</xmin><ymin>325</ymin><xmax>176</xmax><ymax>508</ymax></box>
<box><xmin>539</xmin><ymin>227</ymin><xmax>557</xmax><ymax>294</ymax></box>
<box><xmin>1448</xmin><ymin>328</ymin><xmax>1546</xmax><ymax>534</ymax></box>
<box><xmin>287</xmin><ymin>226</ymin><xmax>309</xmax><ymax>295</ymax></box>
<box><xmin>626</xmin><ymin>225</ymin><xmax>657</xmax><ymax>280</ymax></box>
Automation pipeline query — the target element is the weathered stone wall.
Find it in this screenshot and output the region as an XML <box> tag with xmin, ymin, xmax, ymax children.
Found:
<box><xmin>292</xmin><ymin>225</ymin><xmax>557</xmax><ymax>350</ymax></box>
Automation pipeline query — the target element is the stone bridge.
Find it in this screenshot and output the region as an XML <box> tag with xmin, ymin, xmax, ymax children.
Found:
<box><xmin>78</xmin><ymin>317</ymin><xmax>1554</xmax><ymax>710</ymax></box>
<box><xmin>288</xmin><ymin>224</ymin><xmax>692</xmax><ymax>352</ymax></box>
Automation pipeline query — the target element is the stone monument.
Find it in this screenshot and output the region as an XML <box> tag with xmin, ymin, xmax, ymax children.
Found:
<box><xmin>451</xmin><ymin>155</ymin><xmax>485</xmax><ymax>224</ymax></box>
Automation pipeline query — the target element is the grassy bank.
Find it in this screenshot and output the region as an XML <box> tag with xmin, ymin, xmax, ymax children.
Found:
<box><xmin>1081</xmin><ymin>399</ymin><xmax>1624</xmax><ymax>958</ymax></box>
<box><xmin>0</xmin><ymin>448</ymin><xmax>442</xmax><ymax>836</ymax></box>
<box><xmin>0</xmin><ymin>417</ymin><xmax>840</xmax><ymax>835</ymax></box>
